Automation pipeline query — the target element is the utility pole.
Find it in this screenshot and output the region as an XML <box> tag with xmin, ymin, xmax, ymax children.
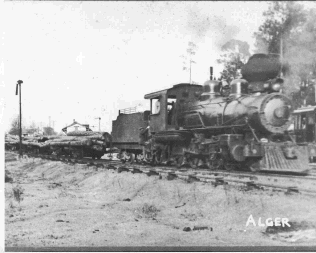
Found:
<box><xmin>15</xmin><ymin>80</ymin><xmax>23</xmax><ymax>157</ymax></box>
<box><xmin>95</xmin><ymin>117</ymin><xmax>101</xmax><ymax>131</ymax></box>
<box><xmin>189</xmin><ymin>59</ymin><xmax>196</xmax><ymax>84</ymax></box>
<box><xmin>280</xmin><ymin>36</ymin><xmax>283</xmax><ymax>78</ymax></box>
<box><xmin>189</xmin><ymin>59</ymin><xmax>192</xmax><ymax>84</ymax></box>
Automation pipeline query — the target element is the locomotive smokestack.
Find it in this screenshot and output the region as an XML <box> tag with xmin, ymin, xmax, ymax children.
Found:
<box><xmin>210</xmin><ymin>67</ymin><xmax>213</xmax><ymax>80</ymax></box>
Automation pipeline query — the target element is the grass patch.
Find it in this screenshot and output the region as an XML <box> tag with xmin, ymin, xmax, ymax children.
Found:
<box><xmin>141</xmin><ymin>203</ymin><xmax>160</xmax><ymax>218</ymax></box>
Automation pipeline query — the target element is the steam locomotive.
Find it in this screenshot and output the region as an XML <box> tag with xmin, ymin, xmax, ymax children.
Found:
<box><xmin>111</xmin><ymin>54</ymin><xmax>308</xmax><ymax>173</ymax></box>
<box><xmin>7</xmin><ymin>54</ymin><xmax>309</xmax><ymax>173</ymax></box>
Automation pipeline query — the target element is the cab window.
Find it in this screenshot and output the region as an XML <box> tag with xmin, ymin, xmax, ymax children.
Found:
<box><xmin>167</xmin><ymin>96</ymin><xmax>177</xmax><ymax>125</ymax></box>
<box><xmin>151</xmin><ymin>97</ymin><xmax>160</xmax><ymax>115</ymax></box>
<box><xmin>295</xmin><ymin>114</ymin><xmax>306</xmax><ymax>130</ymax></box>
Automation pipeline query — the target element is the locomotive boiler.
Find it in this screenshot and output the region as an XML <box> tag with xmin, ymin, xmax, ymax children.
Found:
<box><xmin>180</xmin><ymin>79</ymin><xmax>292</xmax><ymax>136</ymax></box>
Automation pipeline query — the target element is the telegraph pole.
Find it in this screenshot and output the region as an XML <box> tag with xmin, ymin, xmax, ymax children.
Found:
<box><xmin>16</xmin><ymin>80</ymin><xmax>23</xmax><ymax>157</ymax></box>
<box><xmin>189</xmin><ymin>59</ymin><xmax>192</xmax><ymax>84</ymax></box>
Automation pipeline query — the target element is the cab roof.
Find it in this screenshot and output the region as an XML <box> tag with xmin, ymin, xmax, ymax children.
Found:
<box><xmin>144</xmin><ymin>83</ymin><xmax>202</xmax><ymax>99</ymax></box>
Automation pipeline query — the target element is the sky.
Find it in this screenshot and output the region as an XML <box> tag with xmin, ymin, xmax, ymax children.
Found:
<box><xmin>0</xmin><ymin>1</ymin><xmax>271</xmax><ymax>133</ymax></box>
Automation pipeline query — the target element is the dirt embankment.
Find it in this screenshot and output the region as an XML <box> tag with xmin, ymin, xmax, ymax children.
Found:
<box><xmin>5</xmin><ymin>152</ymin><xmax>316</xmax><ymax>247</ymax></box>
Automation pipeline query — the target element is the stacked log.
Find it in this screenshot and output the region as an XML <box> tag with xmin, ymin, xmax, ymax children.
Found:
<box><xmin>22</xmin><ymin>141</ymin><xmax>44</xmax><ymax>148</ymax></box>
<box><xmin>67</xmin><ymin>131</ymin><xmax>101</xmax><ymax>136</ymax></box>
<box><xmin>42</xmin><ymin>131</ymin><xmax>111</xmax><ymax>149</ymax></box>
<box><xmin>5</xmin><ymin>131</ymin><xmax>112</xmax><ymax>158</ymax></box>
<box><xmin>43</xmin><ymin>139</ymin><xmax>92</xmax><ymax>147</ymax></box>
<box><xmin>67</xmin><ymin>131</ymin><xmax>112</xmax><ymax>144</ymax></box>
<box><xmin>5</xmin><ymin>134</ymin><xmax>19</xmax><ymax>145</ymax></box>
<box><xmin>19</xmin><ymin>136</ymin><xmax>45</xmax><ymax>149</ymax></box>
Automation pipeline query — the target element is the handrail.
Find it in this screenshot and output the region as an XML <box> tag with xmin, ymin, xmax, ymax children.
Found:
<box><xmin>119</xmin><ymin>106</ymin><xmax>137</xmax><ymax>114</ymax></box>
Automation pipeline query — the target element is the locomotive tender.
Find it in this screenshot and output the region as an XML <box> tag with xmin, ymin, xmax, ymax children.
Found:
<box><xmin>111</xmin><ymin>54</ymin><xmax>308</xmax><ymax>173</ymax></box>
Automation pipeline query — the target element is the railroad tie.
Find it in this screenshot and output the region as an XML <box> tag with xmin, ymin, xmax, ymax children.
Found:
<box><xmin>285</xmin><ymin>186</ymin><xmax>299</xmax><ymax>195</ymax></box>
<box><xmin>246</xmin><ymin>180</ymin><xmax>261</xmax><ymax>190</ymax></box>
<box><xmin>77</xmin><ymin>159</ymin><xmax>85</xmax><ymax>164</ymax></box>
<box><xmin>95</xmin><ymin>163</ymin><xmax>105</xmax><ymax>169</ymax></box>
<box><xmin>187</xmin><ymin>175</ymin><xmax>200</xmax><ymax>183</ymax></box>
<box><xmin>87</xmin><ymin>162</ymin><xmax>95</xmax><ymax>166</ymax></box>
<box><xmin>214</xmin><ymin>176</ymin><xmax>225</xmax><ymax>186</ymax></box>
<box><xmin>117</xmin><ymin>166</ymin><xmax>129</xmax><ymax>173</ymax></box>
<box><xmin>167</xmin><ymin>172</ymin><xmax>177</xmax><ymax>181</ymax></box>
<box><xmin>107</xmin><ymin>164</ymin><xmax>118</xmax><ymax>170</ymax></box>
<box><xmin>146</xmin><ymin>170</ymin><xmax>159</xmax><ymax>177</ymax></box>
<box><xmin>131</xmin><ymin>168</ymin><xmax>142</xmax><ymax>174</ymax></box>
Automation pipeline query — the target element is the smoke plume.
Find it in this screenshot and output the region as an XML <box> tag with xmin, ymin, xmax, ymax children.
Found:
<box><xmin>283</xmin><ymin>8</ymin><xmax>316</xmax><ymax>94</ymax></box>
<box><xmin>186</xmin><ymin>7</ymin><xmax>240</xmax><ymax>47</ymax></box>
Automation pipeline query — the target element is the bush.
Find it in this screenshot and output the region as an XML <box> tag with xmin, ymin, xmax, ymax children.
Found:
<box><xmin>12</xmin><ymin>185</ymin><xmax>24</xmax><ymax>204</ymax></box>
<box><xmin>141</xmin><ymin>203</ymin><xmax>160</xmax><ymax>218</ymax></box>
<box><xmin>5</xmin><ymin>170</ymin><xmax>13</xmax><ymax>183</ymax></box>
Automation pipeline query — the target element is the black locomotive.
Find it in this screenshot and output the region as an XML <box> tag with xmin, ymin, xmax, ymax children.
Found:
<box><xmin>111</xmin><ymin>54</ymin><xmax>309</xmax><ymax>173</ymax></box>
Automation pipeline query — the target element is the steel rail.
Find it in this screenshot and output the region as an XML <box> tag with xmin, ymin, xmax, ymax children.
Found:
<box><xmin>6</xmin><ymin>151</ymin><xmax>316</xmax><ymax>196</ymax></box>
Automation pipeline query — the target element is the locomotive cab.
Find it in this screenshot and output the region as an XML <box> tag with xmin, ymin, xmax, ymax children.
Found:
<box><xmin>144</xmin><ymin>83</ymin><xmax>203</xmax><ymax>133</ymax></box>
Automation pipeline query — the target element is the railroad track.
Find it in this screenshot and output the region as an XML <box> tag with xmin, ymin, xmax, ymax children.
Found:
<box><xmin>6</xmin><ymin>151</ymin><xmax>316</xmax><ymax>197</ymax></box>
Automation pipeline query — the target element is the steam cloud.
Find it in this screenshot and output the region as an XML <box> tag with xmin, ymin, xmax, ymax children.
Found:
<box><xmin>186</xmin><ymin>7</ymin><xmax>240</xmax><ymax>48</ymax></box>
<box><xmin>283</xmin><ymin>8</ymin><xmax>316</xmax><ymax>94</ymax></box>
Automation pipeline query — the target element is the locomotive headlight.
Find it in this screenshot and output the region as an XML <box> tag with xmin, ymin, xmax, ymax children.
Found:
<box><xmin>272</xmin><ymin>83</ymin><xmax>281</xmax><ymax>91</ymax></box>
<box><xmin>274</xmin><ymin>106</ymin><xmax>290</xmax><ymax>119</ymax></box>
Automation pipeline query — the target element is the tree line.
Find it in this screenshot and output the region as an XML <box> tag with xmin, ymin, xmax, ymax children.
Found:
<box><xmin>218</xmin><ymin>1</ymin><xmax>316</xmax><ymax>86</ymax></box>
<box><xmin>8</xmin><ymin>116</ymin><xmax>57</xmax><ymax>136</ymax></box>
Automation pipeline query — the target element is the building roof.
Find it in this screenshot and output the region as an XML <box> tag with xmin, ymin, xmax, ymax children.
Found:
<box><xmin>62</xmin><ymin>120</ymin><xmax>92</xmax><ymax>132</ymax></box>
